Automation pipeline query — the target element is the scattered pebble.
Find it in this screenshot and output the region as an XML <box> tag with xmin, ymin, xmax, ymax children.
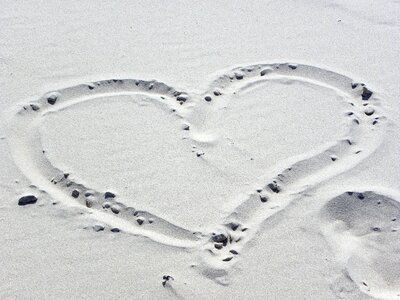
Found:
<box><xmin>213</xmin><ymin>90</ymin><xmax>221</xmax><ymax>96</ymax></box>
<box><xmin>182</xmin><ymin>124</ymin><xmax>190</xmax><ymax>131</ymax></box>
<box><xmin>214</xmin><ymin>243</ymin><xmax>223</xmax><ymax>250</ymax></box>
<box><xmin>268</xmin><ymin>181</ymin><xmax>280</xmax><ymax>193</ymax></box>
<box><xmin>288</xmin><ymin>64</ymin><xmax>298</xmax><ymax>70</ymax></box>
<box><xmin>71</xmin><ymin>190</ymin><xmax>80</xmax><ymax>198</ymax></box>
<box><xmin>260</xmin><ymin>194</ymin><xmax>268</xmax><ymax>203</ymax></box>
<box><xmin>18</xmin><ymin>195</ymin><xmax>37</xmax><ymax>206</ymax></box>
<box><xmin>137</xmin><ymin>217</ymin><xmax>145</xmax><ymax>225</ymax></box>
<box><xmin>227</xmin><ymin>222</ymin><xmax>240</xmax><ymax>231</ymax></box>
<box><xmin>230</xmin><ymin>250</ymin><xmax>239</xmax><ymax>255</ymax></box>
<box><xmin>361</xmin><ymin>87</ymin><xmax>373</xmax><ymax>100</ymax></box>
<box><xmin>351</xmin><ymin>83</ymin><xmax>358</xmax><ymax>89</ymax></box>
<box><xmin>196</xmin><ymin>151</ymin><xmax>204</xmax><ymax>157</ymax></box>
<box><xmin>358</xmin><ymin>193</ymin><xmax>365</xmax><ymax>200</ymax></box>
<box><xmin>47</xmin><ymin>95</ymin><xmax>58</xmax><ymax>105</ymax></box>
<box><xmin>162</xmin><ymin>275</ymin><xmax>174</xmax><ymax>287</ymax></box>
<box><xmin>211</xmin><ymin>233</ymin><xmax>228</xmax><ymax>245</ymax></box>
<box><xmin>204</xmin><ymin>96</ymin><xmax>212</xmax><ymax>102</ymax></box>
<box><xmin>104</xmin><ymin>192</ymin><xmax>116</xmax><ymax>199</ymax></box>
<box><xmin>235</xmin><ymin>72</ymin><xmax>244</xmax><ymax>80</ymax></box>
<box><xmin>103</xmin><ymin>202</ymin><xmax>111</xmax><ymax>209</ymax></box>
<box><xmin>222</xmin><ymin>257</ymin><xmax>233</xmax><ymax>262</ymax></box>
<box><xmin>111</xmin><ymin>204</ymin><xmax>121</xmax><ymax>214</ymax></box>
<box><xmin>93</xmin><ymin>225</ymin><xmax>105</xmax><ymax>232</ymax></box>
<box><xmin>84</xmin><ymin>191</ymin><xmax>94</xmax><ymax>197</ymax></box>
<box><xmin>30</xmin><ymin>104</ymin><xmax>40</xmax><ymax>111</ymax></box>
<box><xmin>111</xmin><ymin>227</ymin><xmax>120</xmax><ymax>233</ymax></box>
<box><xmin>330</xmin><ymin>155</ymin><xmax>338</xmax><ymax>162</ymax></box>
<box><xmin>364</xmin><ymin>107</ymin><xmax>375</xmax><ymax>116</ymax></box>
<box><xmin>85</xmin><ymin>199</ymin><xmax>93</xmax><ymax>208</ymax></box>
<box><xmin>177</xmin><ymin>95</ymin><xmax>188</xmax><ymax>102</ymax></box>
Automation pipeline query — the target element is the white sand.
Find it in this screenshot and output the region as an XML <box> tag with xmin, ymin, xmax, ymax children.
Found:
<box><xmin>1</xmin><ymin>1</ymin><xmax>399</xmax><ymax>299</ymax></box>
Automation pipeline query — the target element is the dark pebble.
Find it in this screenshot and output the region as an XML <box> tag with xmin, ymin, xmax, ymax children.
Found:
<box><xmin>30</xmin><ymin>104</ymin><xmax>40</xmax><ymax>111</ymax></box>
<box><xmin>214</xmin><ymin>243</ymin><xmax>223</xmax><ymax>250</ymax></box>
<box><xmin>213</xmin><ymin>91</ymin><xmax>221</xmax><ymax>96</ymax></box>
<box><xmin>204</xmin><ymin>96</ymin><xmax>212</xmax><ymax>102</ymax></box>
<box><xmin>361</xmin><ymin>87</ymin><xmax>373</xmax><ymax>100</ymax></box>
<box><xmin>18</xmin><ymin>195</ymin><xmax>37</xmax><ymax>206</ymax></box>
<box><xmin>227</xmin><ymin>222</ymin><xmax>240</xmax><ymax>231</ymax></box>
<box><xmin>268</xmin><ymin>182</ymin><xmax>280</xmax><ymax>193</ymax></box>
<box><xmin>104</xmin><ymin>192</ymin><xmax>116</xmax><ymax>199</ymax></box>
<box><xmin>110</xmin><ymin>228</ymin><xmax>120</xmax><ymax>233</ymax></box>
<box><xmin>47</xmin><ymin>95</ymin><xmax>58</xmax><ymax>105</ymax></box>
<box><xmin>222</xmin><ymin>257</ymin><xmax>233</xmax><ymax>262</ymax></box>
<box><xmin>211</xmin><ymin>233</ymin><xmax>228</xmax><ymax>245</ymax></box>
<box><xmin>71</xmin><ymin>190</ymin><xmax>80</xmax><ymax>198</ymax></box>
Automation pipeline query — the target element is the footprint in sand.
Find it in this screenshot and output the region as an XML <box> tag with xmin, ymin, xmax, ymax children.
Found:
<box><xmin>320</xmin><ymin>190</ymin><xmax>400</xmax><ymax>299</ymax></box>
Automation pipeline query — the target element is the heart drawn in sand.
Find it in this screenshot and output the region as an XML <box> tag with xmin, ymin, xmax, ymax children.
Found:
<box><xmin>9</xmin><ymin>62</ymin><xmax>384</xmax><ymax>274</ymax></box>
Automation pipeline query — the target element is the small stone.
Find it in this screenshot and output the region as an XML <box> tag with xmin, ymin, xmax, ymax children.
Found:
<box><xmin>361</xmin><ymin>87</ymin><xmax>373</xmax><ymax>100</ymax></box>
<box><xmin>211</xmin><ymin>233</ymin><xmax>228</xmax><ymax>245</ymax></box>
<box><xmin>148</xmin><ymin>218</ymin><xmax>154</xmax><ymax>224</ymax></box>
<box><xmin>162</xmin><ymin>275</ymin><xmax>174</xmax><ymax>287</ymax></box>
<box><xmin>47</xmin><ymin>95</ymin><xmax>58</xmax><ymax>105</ymax></box>
<box><xmin>372</xmin><ymin>227</ymin><xmax>381</xmax><ymax>232</ymax></box>
<box><xmin>222</xmin><ymin>257</ymin><xmax>233</xmax><ymax>262</ymax></box>
<box><xmin>93</xmin><ymin>225</ymin><xmax>105</xmax><ymax>232</ymax></box>
<box><xmin>104</xmin><ymin>192</ymin><xmax>116</xmax><ymax>199</ymax></box>
<box><xmin>30</xmin><ymin>104</ymin><xmax>40</xmax><ymax>111</ymax></box>
<box><xmin>137</xmin><ymin>217</ymin><xmax>145</xmax><ymax>225</ymax></box>
<box><xmin>288</xmin><ymin>64</ymin><xmax>298</xmax><ymax>70</ymax></box>
<box><xmin>177</xmin><ymin>95</ymin><xmax>188</xmax><ymax>102</ymax></box>
<box><xmin>260</xmin><ymin>68</ymin><xmax>271</xmax><ymax>76</ymax></box>
<box><xmin>84</xmin><ymin>191</ymin><xmax>94</xmax><ymax>197</ymax></box>
<box><xmin>351</xmin><ymin>83</ymin><xmax>358</xmax><ymax>89</ymax></box>
<box><xmin>71</xmin><ymin>190</ymin><xmax>80</xmax><ymax>198</ymax></box>
<box><xmin>214</xmin><ymin>243</ymin><xmax>223</xmax><ymax>250</ymax></box>
<box><xmin>110</xmin><ymin>227</ymin><xmax>120</xmax><ymax>233</ymax></box>
<box><xmin>111</xmin><ymin>204</ymin><xmax>120</xmax><ymax>214</ymax></box>
<box><xmin>103</xmin><ymin>202</ymin><xmax>111</xmax><ymax>209</ymax></box>
<box><xmin>213</xmin><ymin>90</ymin><xmax>221</xmax><ymax>96</ymax></box>
<box><xmin>204</xmin><ymin>96</ymin><xmax>212</xmax><ymax>102</ymax></box>
<box><xmin>358</xmin><ymin>193</ymin><xmax>365</xmax><ymax>200</ymax></box>
<box><xmin>196</xmin><ymin>151</ymin><xmax>204</xmax><ymax>157</ymax></box>
<box><xmin>268</xmin><ymin>182</ymin><xmax>280</xmax><ymax>193</ymax></box>
<box><xmin>230</xmin><ymin>250</ymin><xmax>239</xmax><ymax>255</ymax></box>
<box><xmin>85</xmin><ymin>199</ymin><xmax>93</xmax><ymax>208</ymax></box>
<box><xmin>227</xmin><ymin>222</ymin><xmax>240</xmax><ymax>231</ymax></box>
<box><xmin>260</xmin><ymin>194</ymin><xmax>268</xmax><ymax>203</ymax></box>
<box><xmin>330</xmin><ymin>155</ymin><xmax>338</xmax><ymax>162</ymax></box>
<box><xmin>182</xmin><ymin>124</ymin><xmax>190</xmax><ymax>131</ymax></box>
<box><xmin>364</xmin><ymin>107</ymin><xmax>375</xmax><ymax>116</ymax></box>
<box><xmin>235</xmin><ymin>72</ymin><xmax>244</xmax><ymax>80</ymax></box>
<box><xmin>18</xmin><ymin>195</ymin><xmax>37</xmax><ymax>206</ymax></box>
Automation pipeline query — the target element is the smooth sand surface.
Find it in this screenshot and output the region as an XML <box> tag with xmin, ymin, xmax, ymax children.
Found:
<box><xmin>1</xmin><ymin>1</ymin><xmax>399</xmax><ymax>299</ymax></box>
